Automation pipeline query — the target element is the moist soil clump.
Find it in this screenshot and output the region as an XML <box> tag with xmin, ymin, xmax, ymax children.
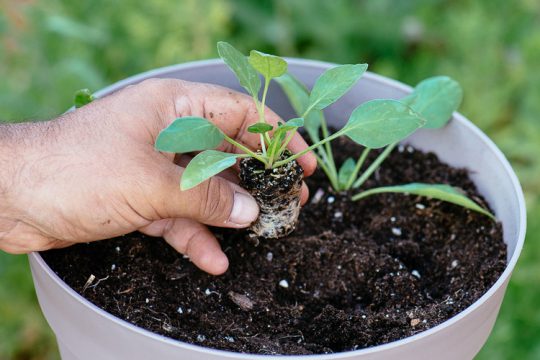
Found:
<box><xmin>42</xmin><ymin>138</ymin><xmax>506</xmax><ymax>355</ymax></box>
<box><xmin>239</xmin><ymin>151</ymin><xmax>303</xmax><ymax>238</ymax></box>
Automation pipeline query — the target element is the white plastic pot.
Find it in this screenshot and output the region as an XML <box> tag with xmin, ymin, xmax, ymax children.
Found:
<box><xmin>28</xmin><ymin>59</ymin><xmax>526</xmax><ymax>360</ymax></box>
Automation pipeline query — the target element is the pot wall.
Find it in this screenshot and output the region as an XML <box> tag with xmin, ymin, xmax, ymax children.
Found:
<box><xmin>29</xmin><ymin>59</ymin><xmax>526</xmax><ymax>360</ymax></box>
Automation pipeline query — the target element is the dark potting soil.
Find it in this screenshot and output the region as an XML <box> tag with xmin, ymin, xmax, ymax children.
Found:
<box><xmin>42</xmin><ymin>138</ymin><xmax>506</xmax><ymax>355</ymax></box>
<box><xmin>240</xmin><ymin>150</ymin><xmax>303</xmax><ymax>238</ymax></box>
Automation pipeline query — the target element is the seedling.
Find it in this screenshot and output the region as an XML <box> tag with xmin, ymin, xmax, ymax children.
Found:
<box><xmin>155</xmin><ymin>42</ymin><xmax>427</xmax><ymax>238</ymax></box>
<box><xmin>74</xmin><ymin>88</ymin><xmax>94</xmax><ymax>108</ymax></box>
<box><xmin>277</xmin><ymin>73</ymin><xmax>496</xmax><ymax>220</ymax></box>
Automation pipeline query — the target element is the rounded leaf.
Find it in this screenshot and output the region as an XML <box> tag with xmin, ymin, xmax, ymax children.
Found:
<box><xmin>248</xmin><ymin>50</ymin><xmax>288</xmax><ymax>79</ymax></box>
<box><xmin>248</xmin><ymin>123</ymin><xmax>274</xmax><ymax>134</ymax></box>
<box><xmin>342</xmin><ymin>99</ymin><xmax>425</xmax><ymax>149</ymax></box>
<box><xmin>401</xmin><ymin>76</ymin><xmax>463</xmax><ymax>129</ymax></box>
<box><xmin>155</xmin><ymin>117</ymin><xmax>224</xmax><ymax>153</ymax></box>
<box><xmin>308</xmin><ymin>64</ymin><xmax>368</xmax><ymax>111</ymax></box>
<box><xmin>181</xmin><ymin>150</ymin><xmax>240</xmax><ymax>190</ymax></box>
<box><xmin>217</xmin><ymin>42</ymin><xmax>261</xmax><ymax>97</ymax></box>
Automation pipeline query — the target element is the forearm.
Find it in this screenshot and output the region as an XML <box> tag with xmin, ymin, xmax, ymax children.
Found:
<box><xmin>0</xmin><ymin>121</ymin><xmax>54</xmax><ymax>234</ymax></box>
<box><xmin>0</xmin><ymin>124</ymin><xmax>21</xmax><ymax>239</ymax></box>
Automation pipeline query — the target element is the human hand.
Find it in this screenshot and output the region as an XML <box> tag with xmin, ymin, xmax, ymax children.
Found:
<box><xmin>0</xmin><ymin>78</ymin><xmax>316</xmax><ymax>274</ymax></box>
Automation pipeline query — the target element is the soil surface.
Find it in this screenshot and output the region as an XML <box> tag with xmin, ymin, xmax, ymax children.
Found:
<box><xmin>42</xmin><ymin>138</ymin><xmax>506</xmax><ymax>355</ymax></box>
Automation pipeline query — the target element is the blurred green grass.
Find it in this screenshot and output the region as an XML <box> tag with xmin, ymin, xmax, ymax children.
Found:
<box><xmin>1</xmin><ymin>0</ymin><xmax>539</xmax><ymax>358</ymax></box>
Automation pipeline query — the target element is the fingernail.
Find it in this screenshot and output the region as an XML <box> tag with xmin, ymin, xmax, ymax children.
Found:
<box><xmin>229</xmin><ymin>192</ymin><xmax>259</xmax><ymax>226</ymax></box>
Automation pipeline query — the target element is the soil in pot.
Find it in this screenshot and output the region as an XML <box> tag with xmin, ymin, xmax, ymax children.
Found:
<box><xmin>42</xmin><ymin>137</ymin><xmax>506</xmax><ymax>355</ymax></box>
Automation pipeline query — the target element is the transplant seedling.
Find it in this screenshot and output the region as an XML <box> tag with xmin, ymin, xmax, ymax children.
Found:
<box><xmin>155</xmin><ymin>42</ymin><xmax>426</xmax><ymax>238</ymax></box>
<box><xmin>277</xmin><ymin>73</ymin><xmax>496</xmax><ymax>220</ymax></box>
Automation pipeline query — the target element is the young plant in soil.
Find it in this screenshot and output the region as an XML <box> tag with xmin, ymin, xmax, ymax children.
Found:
<box><xmin>276</xmin><ymin>73</ymin><xmax>496</xmax><ymax>220</ymax></box>
<box><xmin>154</xmin><ymin>42</ymin><xmax>429</xmax><ymax>238</ymax></box>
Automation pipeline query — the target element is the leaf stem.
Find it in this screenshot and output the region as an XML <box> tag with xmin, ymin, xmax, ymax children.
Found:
<box><xmin>224</xmin><ymin>135</ymin><xmax>268</xmax><ymax>166</ymax></box>
<box><xmin>344</xmin><ymin>147</ymin><xmax>370</xmax><ymax>190</ymax></box>
<box><xmin>320</xmin><ymin>119</ymin><xmax>338</xmax><ymax>182</ymax></box>
<box><xmin>352</xmin><ymin>142</ymin><xmax>397</xmax><ymax>189</ymax></box>
<box><xmin>273</xmin><ymin>130</ymin><xmax>344</xmax><ymax>168</ymax></box>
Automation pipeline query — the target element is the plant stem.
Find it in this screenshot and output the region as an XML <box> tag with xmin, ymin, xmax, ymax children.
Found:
<box><xmin>273</xmin><ymin>130</ymin><xmax>344</xmax><ymax>168</ymax></box>
<box><xmin>320</xmin><ymin>119</ymin><xmax>338</xmax><ymax>182</ymax></box>
<box><xmin>260</xmin><ymin>133</ymin><xmax>267</xmax><ymax>156</ymax></box>
<box><xmin>344</xmin><ymin>147</ymin><xmax>370</xmax><ymax>190</ymax></box>
<box><xmin>352</xmin><ymin>142</ymin><xmax>397</xmax><ymax>189</ymax></box>
<box><xmin>315</xmin><ymin>152</ymin><xmax>340</xmax><ymax>190</ymax></box>
<box><xmin>224</xmin><ymin>135</ymin><xmax>268</xmax><ymax>166</ymax></box>
<box><xmin>277</xmin><ymin>129</ymin><xmax>297</xmax><ymax>155</ymax></box>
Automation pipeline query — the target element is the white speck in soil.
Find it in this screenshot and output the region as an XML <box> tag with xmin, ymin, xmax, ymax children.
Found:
<box><xmin>204</xmin><ymin>289</ymin><xmax>211</xmax><ymax>296</ymax></box>
<box><xmin>411</xmin><ymin>270</ymin><xmax>421</xmax><ymax>278</ymax></box>
<box><xmin>177</xmin><ymin>307</ymin><xmax>183</xmax><ymax>314</ymax></box>
<box><xmin>391</xmin><ymin>227</ymin><xmax>402</xmax><ymax>236</ymax></box>
<box><xmin>407</xmin><ymin>145</ymin><xmax>414</xmax><ymax>153</ymax></box>
<box><xmin>145</xmin><ymin>298</ymin><xmax>149</xmax><ymax>304</ymax></box>
<box><xmin>197</xmin><ymin>335</ymin><xmax>206</xmax><ymax>342</ymax></box>
<box><xmin>111</xmin><ymin>264</ymin><xmax>116</xmax><ymax>271</ymax></box>
<box><xmin>398</xmin><ymin>144</ymin><xmax>405</xmax><ymax>152</ymax></box>
<box><xmin>225</xmin><ymin>336</ymin><xmax>235</xmax><ymax>343</ymax></box>
<box><xmin>182</xmin><ymin>254</ymin><xmax>190</xmax><ymax>259</ymax></box>
<box><xmin>266</xmin><ymin>252</ymin><xmax>273</xmax><ymax>261</ymax></box>
<box><xmin>415</xmin><ymin>203</ymin><xmax>426</xmax><ymax>209</ymax></box>
<box><xmin>312</xmin><ymin>188</ymin><xmax>325</xmax><ymax>204</ymax></box>
<box><xmin>361</xmin><ymin>315</ymin><xmax>367</xmax><ymax>319</ymax></box>
<box><xmin>334</xmin><ymin>211</ymin><xmax>343</xmax><ymax>219</ymax></box>
<box><xmin>115</xmin><ymin>246</ymin><xmax>120</xmax><ymax>253</ymax></box>
<box><xmin>422</xmin><ymin>319</ymin><xmax>427</xmax><ymax>323</ymax></box>
<box><xmin>327</xmin><ymin>196</ymin><xmax>335</xmax><ymax>204</ymax></box>
<box><xmin>337</xmin><ymin>265</ymin><xmax>342</xmax><ymax>270</ymax></box>
<box><xmin>451</xmin><ymin>260</ymin><xmax>459</xmax><ymax>268</ymax></box>
<box><xmin>390</xmin><ymin>216</ymin><xmax>396</xmax><ymax>222</ymax></box>
<box><xmin>450</xmin><ymin>233</ymin><xmax>456</xmax><ymax>241</ymax></box>
<box><xmin>279</xmin><ymin>280</ymin><xmax>289</xmax><ymax>288</ymax></box>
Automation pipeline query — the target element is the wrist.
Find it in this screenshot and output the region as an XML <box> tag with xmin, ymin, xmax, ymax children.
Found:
<box><xmin>0</xmin><ymin>124</ymin><xmax>22</xmax><ymax>240</ymax></box>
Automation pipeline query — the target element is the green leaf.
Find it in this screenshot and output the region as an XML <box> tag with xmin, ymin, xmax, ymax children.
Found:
<box><xmin>247</xmin><ymin>123</ymin><xmax>273</xmax><ymax>134</ymax></box>
<box><xmin>342</xmin><ymin>99</ymin><xmax>425</xmax><ymax>149</ymax></box>
<box><xmin>275</xmin><ymin>73</ymin><xmax>324</xmax><ymax>141</ymax></box>
<box><xmin>217</xmin><ymin>41</ymin><xmax>261</xmax><ymax>97</ymax></box>
<box><xmin>74</xmin><ymin>88</ymin><xmax>94</xmax><ymax>108</ymax></box>
<box><xmin>155</xmin><ymin>117</ymin><xmax>223</xmax><ymax>153</ymax></box>
<box><xmin>286</xmin><ymin>117</ymin><xmax>304</xmax><ymax>127</ymax></box>
<box><xmin>352</xmin><ymin>183</ymin><xmax>495</xmax><ymax>220</ymax></box>
<box><xmin>307</xmin><ymin>64</ymin><xmax>368</xmax><ymax>112</ymax></box>
<box><xmin>401</xmin><ymin>76</ymin><xmax>463</xmax><ymax>129</ymax></box>
<box><xmin>181</xmin><ymin>150</ymin><xmax>240</xmax><ymax>190</ymax></box>
<box><xmin>338</xmin><ymin>158</ymin><xmax>356</xmax><ymax>189</ymax></box>
<box><xmin>272</xmin><ymin>117</ymin><xmax>304</xmax><ymax>143</ymax></box>
<box><xmin>248</xmin><ymin>50</ymin><xmax>287</xmax><ymax>79</ymax></box>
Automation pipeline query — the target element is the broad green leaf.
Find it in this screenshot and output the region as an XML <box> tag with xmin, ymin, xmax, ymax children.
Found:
<box><xmin>181</xmin><ymin>150</ymin><xmax>240</xmax><ymax>190</ymax></box>
<box><xmin>342</xmin><ymin>99</ymin><xmax>425</xmax><ymax>149</ymax></box>
<box><xmin>248</xmin><ymin>50</ymin><xmax>287</xmax><ymax>79</ymax></box>
<box><xmin>286</xmin><ymin>117</ymin><xmax>304</xmax><ymax>127</ymax></box>
<box><xmin>275</xmin><ymin>73</ymin><xmax>324</xmax><ymax>141</ymax></box>
<box><xmin>307</xmin><ymin>64</ymin><xmax>368</xmax><ymax>112</ymax></box>
<box><xmin>352</xmin><ymin>182</ymin><xmax>495</xmax><ymax>220</ymax></box>
<box><xmin>217</xmin><ymin>42</ymin><xmax>261</xmax><ymax>97</ymax></box>
<box><xmin>338</xmin><ymin>157</ymin><xmax>356</xmax><ymax>189</ymax></box>
<box><xmin>74</xmin><ymin>88</ymin><xmax>94</xmax><ymax>108</ymax></box>
<box><xmin>272</xmin><ymin>117</ymin><xmax>304</xmax><ymax>142</ymax></box>
<box><xmin>248</xmin><ymin>123</ymin><xmax>273</xmax><ymax>134</ymax></box>
<box><xmin>155</xmin><ymin>117</ymin><xmax>223</xmax><ymax>153</ymax></box>
<box><xmin>401</xmin><ymin>76</ymin><xmax>463</xmax><ymax>129</ymax></box>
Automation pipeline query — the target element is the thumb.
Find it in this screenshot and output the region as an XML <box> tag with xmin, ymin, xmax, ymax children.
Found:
<box><xmin>150</xmin><ymin>161</ymin><xmax>259</xmax><ymax>228</ymax></box>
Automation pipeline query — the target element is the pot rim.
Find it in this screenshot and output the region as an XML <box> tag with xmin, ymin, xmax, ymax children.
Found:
<box><xmin>30</xmin><ymin>58</ymin><xmax>527</xmax><ymax>359</ymax></box>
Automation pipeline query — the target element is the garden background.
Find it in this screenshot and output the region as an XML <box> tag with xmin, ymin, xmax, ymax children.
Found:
<box><xmin>1</xmin><ymin>0</ymin><xmax>539</xmax><ymax>359</ymax></box>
